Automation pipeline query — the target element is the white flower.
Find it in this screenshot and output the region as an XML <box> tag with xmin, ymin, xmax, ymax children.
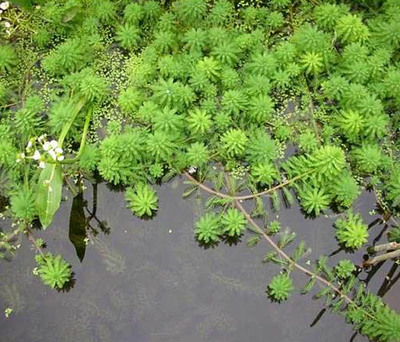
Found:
<box><xmin>57</xmin><ymin>155</ymin><xmax>65</xmax><ymax>161</ymax></box>
<box><xmin>50</xmin><ymin>140</ymin><xmax>58</xmax><ymax>149</ymax></box>
<box><xmin>38</xmin><ymin>134</ymin><xmax>46</xmax><ymax>142</ymax></box>
<box><xmin>32</xmin><ymin>150</ymin><xmax>41</xmax><ymax>160</ymax></box>
<box><xmin>0</xmin><ymin>2</ymin><xmax>10</xmax><ymax>10</ymax></box>
<box><xmin>43</xmin><ymin>141</ymin><xmax>50</xmax><ymax>151</ymax></box>
<box><xmin>188</xmin><ymin>166</ymin><xmax>197</xmax><ymax>174</ymax></box>
<box><xmin>16</xmin><ymin>153</ymin><xmax>25</xmax><ymax>163</ymax></box>
<box><xmin>27</xmin><ymin>141</ymin><xmax>33</xmax><ymax>149</ymax></box>
<box><xmin>39</xmin><ymin>161</ymin><xmax>46</xmax><ymax>169</ymax></box>
<box><xmin>3</xmin><ymin>21</ymin><xmax>11</xmax><ymax>28</ymax></box>
<box><xmin>48</xmin><ymin>149</ymin><xmax>57</xmax><ymax>160</ymax></box>
<box><xmin>55</xmin><ymin>147</ymin><xmax>63</xmax><ymax>154</ymax></box>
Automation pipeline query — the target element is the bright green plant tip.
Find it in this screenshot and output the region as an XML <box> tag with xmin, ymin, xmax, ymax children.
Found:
<box><xmin>36</xmin><ymin>253</ymin><xmax>71</xmax><ymax>289</ymax></box>
<box><xmin>125</xmin><ymin>183</ymin><xmax>158</xmax><ymax>218</ymax></box>
<box><xmin>195</xmin><ymin>213</ymin><xmax>221</xmax><ymax>244</ymax></box>
<box><xmin>221</xmin><ymin>208</ymin><xmax>246</xmax><ymax>237</ymax></box>
<box><xmin>335</xmin><ymin>211</ymin><xmax>368</xmax><ymax>249</ymax></box>
<box><xmin>268</xmin><ymin>273</ymin><xmax>294</xmax><ymax>302</ymax></box>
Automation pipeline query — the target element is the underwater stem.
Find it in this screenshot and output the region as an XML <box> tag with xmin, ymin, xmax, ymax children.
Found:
<box><xmin>364</xmin><ymin>250</ymin><xmax>400</xmax><ymax>267</ymax></box>
<box><xmin>183</xmin><ymin>171</ymin><xmax>307</xmax><ymax>200</ymax></box>
<box><xmin>183</xmin><ymin>172</ymin><xmax>375</xmax><ymax>312</ymax></box>
<box><xmin>25</xmin><ymin>227</ymin><xmax>44</xmax><ymax>257</ymax></box>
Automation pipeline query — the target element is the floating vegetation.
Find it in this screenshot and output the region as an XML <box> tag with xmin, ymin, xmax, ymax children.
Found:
<box><xmin>0</xmin><ymin>0</ymin><xmax>400</xmax><ymax>340</ymax></box>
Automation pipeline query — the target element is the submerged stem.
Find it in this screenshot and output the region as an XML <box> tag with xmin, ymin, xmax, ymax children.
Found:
<box><xmin>364</xmin><ymin>250</ymin><xmax>400</xmax><ymax>267</ymax></box>
<box><xmin>183</xmin><ymin>171</ymin><xmax>380</xmax><ymax>321</ymax></box>
<box><xmin>184</xmin><ymin>171</ymin><xmax>307</xmax><ymax>200</ymax></box>
<box><xmin>25</xmin><ymin>227</ymin><xmax>44</xmax><ymax>257</ymax></box>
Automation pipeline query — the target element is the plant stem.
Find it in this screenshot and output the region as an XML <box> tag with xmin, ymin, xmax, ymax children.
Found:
<box><xmin>364</xmin><ymin>250</ymin><xmax>400</xmax><ymax>267</ymax></box>
<box><xmin>367</xmin><ymin>242</ymin><xmax>400</xmax><ymax>254</ymax></box>
<box><xmin>184</xmin><ymin>171</ymin><xmax>307</xmax><ymax>200</ymax></box>
<box><xmin>183</xmin><ymin>171</ymin><xmax>379</xmax><ymax>319</ymax></box>
<box><xmin>25</xmin><ymin>227</ymin><xmax>44</xmax><ymax>257</ymax></box>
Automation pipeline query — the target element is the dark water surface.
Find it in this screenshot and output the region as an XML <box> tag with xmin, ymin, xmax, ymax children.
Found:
<box><xmin>0</xmin><ymin>178</ymin><xmax>399</xmax><ymax>342</ymax></box>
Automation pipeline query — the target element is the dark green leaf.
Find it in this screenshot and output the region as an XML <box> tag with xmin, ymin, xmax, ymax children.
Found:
<box><xmin>246</xmin><ymin>236</ymin><xmax>261</xmax><ymax>247</ymax></box>
<box><xmin>293</xmin><ymin>241</ymin><xmax>307</xmax><ymax>262</ymax></box>
<box><xmin>183</xmin><ymin>186</ymin><xmax>197</xmax><ymax>198</ymax></box>
<box><xmin>69</xmin><ymin>191</ymin><xmax>87</xmax><ymax>262</ymax></box>
<box><xmin>278</xmin><ymin>231</ymin><xmax>296</xmax><ymax>249</ymax></box>
<box><xmin>301</xmin><ymin>277</ymin><xmax>316</xmax><ymax>294</ymax></box>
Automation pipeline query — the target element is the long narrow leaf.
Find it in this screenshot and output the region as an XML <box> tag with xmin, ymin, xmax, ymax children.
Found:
<box><xmin>35</xmin><ymin>164</ymin><xmax>63</xmax><ymax>229</ymax></box>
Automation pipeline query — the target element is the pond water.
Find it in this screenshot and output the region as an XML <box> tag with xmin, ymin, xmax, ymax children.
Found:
<box><xmin>0</xmin><ymin>178</ymin><xmax>399</xmax><ymax>342</ymax></box>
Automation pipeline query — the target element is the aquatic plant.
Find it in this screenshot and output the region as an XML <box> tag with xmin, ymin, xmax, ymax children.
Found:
<box><xmin>330</xmin><ymin>172</ymin><xmax>360</xmax><ymax>208</ymax></box>
<box><xmin>125</xmin><ymin>184</ymin><xmax>158</xmax><ymax>218</ymax></box>
<box><xmin>335</xmin><ymin>109</ymin><xmax>365</xmax><ymax>142</ymax></box>
<box><xmin>195</xmin><ymin>213</ymin><xmax>221</xmax><ymax>244</ymax></box>
<box><xmin>388</xmin><ymin>226</ymin><xmax>400</xmax><ymax>243</ymax></box>
<box><xmin>174</xmin><ymin>0</ymin><xmax>207</xmax><ymax>24</ymax></box>
<box><xmin>41</xmin><ymin>38</ymin><xmax>90</xmax><ymax>75</ymax></box>
<box><xmin>267</xmin><ymin>273</ymin><xmax>294</xmax><ymax>302</ymax></box>
<box><xmin>1</xmin><ymin>1</ymin><xmax>400</xmax><ymax>339</ymax></box>
<box><xmin>118</xmin><ymin>87</ymin><xmax>144</xmax><ymax>115</ymax></box>
<box><xmin>0</xmin><ymin>45</ymin><xmax>17</xmax><ymax>73</ymax></box>
<box><xmin>301</xmin><ymin>52</ymin><xmax>324</xmax><ymax>75</ymax></box>
<box><xmin>221</xmin><ymin>129</ymin><xmax>248</xmax><ymax>157</ymax></box>
<box><xmin>298</xmin><ymin>184</ymin><xmax>331</xmax><ymax>216</ymax></box>
<box><xmin>352</xmin><ymin>144</ymin><xmax>384</xmax><ymax>174</ymax></box>
<box><xmin>335</xmin><ymin>211</ymin><xmax>368</xmax><ymax>249</ymax></box>
<box><xmin>314</xmin><ymin>3</ymin><xmax>348</xmax><ymax>30</ymax></box>
<box><xmin>115</xmin><ymin>24</ymin><xmax>140</xmax><ymax>50</ymax></box>
<box><xmin>186</xmin><ymin>108</ymin><xmax>212</xmax><ymax>135</ymax></box>
<box><xmin>187</xmin><ymin>142</ymin><xmax>209</xmax><ymax>167</ymax></box>
<box><xmin>221</xmin><ymin>209</ymin><xmax>246</xmax><ymax>237</ymax></box>
<box><xmin>336</xmin><ymin>14</ymin><xmax>370</xmax><ymax>44</ymax></box>
<box><xmin>334</xmin><ymin>259</ymin><xmax>355</xmax><ymax>279</ymax></box>
<box><xmin>267</xmin><ymin>221</ymin><xmax>281</xmax><ymax>235</ymax></box>
<box><xmin>251</xmin><ymin>163</ymin><xmax>279</xmax><ymax>186</ymax></box>
<box><xmin>35</xmin><ymin>253</ymin><xmax>71</xmax><ymax>289</ymax></box>
<box><xmin>10</xmin><ymin>186</ymin><xmax>36</xmax><ymax>222</ymax></box>
<box><xmin>246</xmin><ymin>131</ymin><xmax>278</xmax><ymax>164</ymax></box>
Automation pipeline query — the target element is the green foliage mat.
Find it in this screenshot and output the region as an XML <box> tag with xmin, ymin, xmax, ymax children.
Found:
<box><xmin>1</xmin><ymin>0</ymin><xmax>400</xmax><ymax>340</ymax></box>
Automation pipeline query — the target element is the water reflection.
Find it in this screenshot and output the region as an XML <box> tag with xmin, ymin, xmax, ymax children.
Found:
<box><xmin>0</xmin><ymin>180</ymin><xmax>399</xmax><ymax>342</ymax></box>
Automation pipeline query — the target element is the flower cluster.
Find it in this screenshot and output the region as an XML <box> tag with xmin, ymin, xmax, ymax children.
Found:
<box><xmin>0</xmin><ymin>2</ymin><xmax>11</xmax><ymax>35</ymax></box>
<box><xmin>16</xmin><ymin>135</ymin><xmax>65</xmax><ymax>168</ymax></box>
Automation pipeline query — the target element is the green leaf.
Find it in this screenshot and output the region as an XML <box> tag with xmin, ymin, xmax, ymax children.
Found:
<box><xmin>246</xmin><ymin>236</ymin><xmax>261</xmax><ymax>247</ymax></box>
<box><xmin>278</xmin><ymin>231</ymin><xmax>296</xmax><ymax>249</ymax></box>
<box><xmin>58</xmin><ymin>97</ymin><xmax>86</xmax><ymax>146</ymax></box>
<box><xmin>331</xmin><ymin>298</ymin><xmax>345</xmax><ymax>313</ymax></box>
<box><xmin>301</xmin><ymin>277</ymin><xmax>316</xmax><ymax>294</ymax></box>
<box><xmin>69</xmin><ymin>191</ymin><xmax>87</xmax><ymax>262</ymax></box>
<box><xmin>63</xmin><ymin>6</ymin><xmax>81</xmax><ymax>23</ymax></box>
<box><xmin>35</xmin><ymin>164</ymin><xmax>63</xmax><ymax>229</ymax></box>
<box><xmin>271</xmin><ymin>190</ymin><xmax>280</xmax><ymax>210</ymax></box>
<box><xmin>293</xmin><ymin>240</ymin><xmax>307</xmax><ymax>262</ymax></box>
<box><xmin>183</xmin><ymin>186</ymin><xmax>197</xmax><ymax>198</ymax></box>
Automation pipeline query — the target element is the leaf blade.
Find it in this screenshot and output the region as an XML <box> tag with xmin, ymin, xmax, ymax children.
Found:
<box><xmin>35</xmin><ymin>164</ymin><xmax>63</xmax><ymax>229</ymax></box>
